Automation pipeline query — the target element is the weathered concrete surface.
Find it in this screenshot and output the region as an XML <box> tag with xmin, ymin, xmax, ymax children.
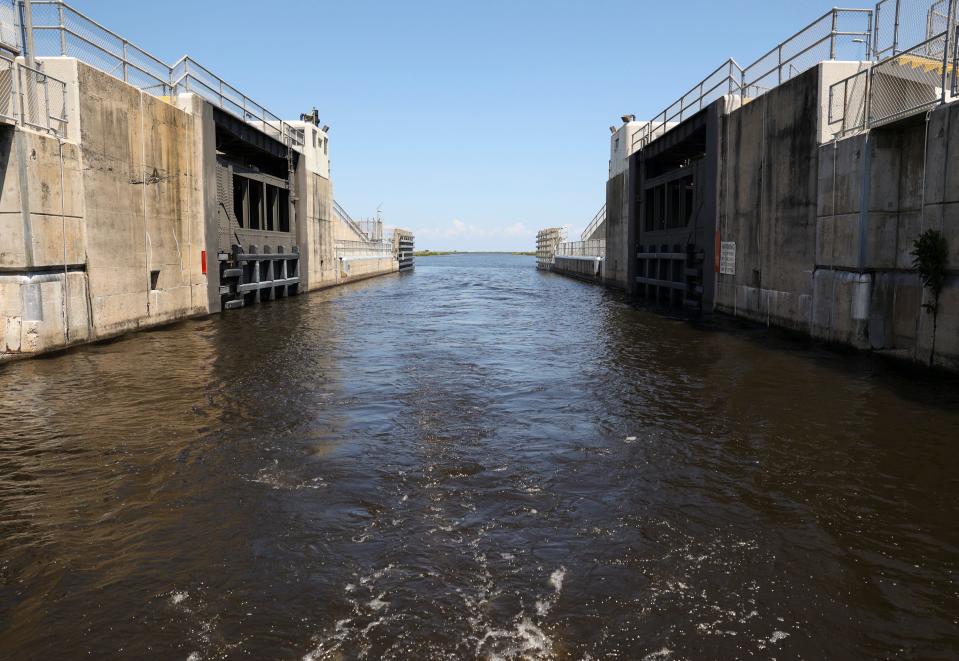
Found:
<box><xmin>604</xmin><ymin>171</ymin><xmax>629</xmax><ymax>290</ymax></box>
<box><xmin>76</xmin><ymin>62</ymin><xmax>207</xmax><ymax>336</ymax></box>
<box><xmin>715</xmin><ymin>60</ymin><xmax>959</xmax><ymax>370</ymax></box>
<box><xmin>716</xmin><ymin>66</ymin><xmax>822</xmax><ymax>332</ymax></box>
<box><xmin>0</xmin><ymin>129</ymin><xmax>84</xmax><ymax>269</ymax></box>
<box><xmin>815</xmin><ymin>102</ymin><xmax>959</xmax><ymax>369</ymax></box>
<box><xmin>297</xmin><ymin>168</ymin><xmax>337</xmax><ymax>291</ymax></box>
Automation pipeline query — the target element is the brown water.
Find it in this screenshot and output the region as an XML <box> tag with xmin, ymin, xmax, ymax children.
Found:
<box><xmin>1</xmin><ymin>253</ymin><xmax>958</xmax><ymax>660</ymax></box>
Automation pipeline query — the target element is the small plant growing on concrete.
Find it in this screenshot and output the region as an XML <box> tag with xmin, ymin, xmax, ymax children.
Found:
<box><xmin>910</xmin><ymin>228</ymin><xmax>949</xmax><ymax>365</ymax></box>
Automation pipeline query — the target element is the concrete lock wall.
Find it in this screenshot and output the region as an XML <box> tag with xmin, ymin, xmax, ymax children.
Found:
<box><xmin>715</xmin><ymin>61</ymin><xmax>959</xmax><ymax>370</ymax></box>
<box><xmin>2</xmin><ymin>58</ymin><xmax>207</xmax><ymax>355</ymax></box>
<box><xmin>815</xmin><ymin>101</ymin><xmax>959</xmax><ymax>369</ymax></box>
<box><xmin>1</xmin><ymin>57</ymin><xmax>407</xmax><ymax>361</ymax></box>
<box><xmin>716</xmin><ymin>66</ymin><xmax>824</xmax><ymax>330</ymax></box>
<box><xmin>557</xmin><ymin>57</ymin><xmax>959</xmax><ymax>371</ymax></box>
<box><xmin>604</xmin><ymin>171</ymin><xmax>629</xmax><ymax>289</ymax></box>
<box><xmin>72</xmin><ymin>62</ymin><xmax>208</xmax><ymax>335</ymax></box>
<box><xmin>297</xmin><ymin>168</ymin><xmax>337</xmax><ymax>291</ymax></box>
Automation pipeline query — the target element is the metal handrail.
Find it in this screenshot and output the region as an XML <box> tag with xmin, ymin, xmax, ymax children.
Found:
<box><xmin>631</xmin><ymin>59</ymin><xmax>743</xmax><ymax>152</ymax></box>
<box><xmin>332</xmin><ymin>200</ymin><xmax>374</xmax><ymax>240</ymax></box>
<box><xmin>29</xmin><ymin>0</ymin><xmax>170</xmax><ymax>89</ymax></box>
<box><xmin>556</xmin><ymin>239</ymin><xmax>606</xmax><ymax>258</ymax></box>
<box><xmin>741</xmin><ymin>8</ymin><xmax>874</xmax><ymax>93</ymax></box>
<box><xmin>827</xmin><ymin>1</ymin><xmax>957</xmax><ymax>138</ymax></box>
<box><xmin>631</xmin><ymin>8</ymin><xmax>873</xmax><ymax>153</ymax></box>
<box><xmin>334</xmin><ymin>238</ymin><xmax>394</xmax><ymax>258</ymax></box>
<box><xmin>0</xmin><ymin>50</ymin><xmax>68</xmax><ymax>135</ymax></box>
<box><xmin>23</xmin><ymin>0</ymin><xmax>302</xmax><ymax>147</ymax></box>
<box><xmin>953</xmin><ymin>23</ymin><xmax>959</xmax><ymax>95</ymax></box>
<box><xmin>875</xmin><ymin>0</ymin><xmax>954</xmax><ymax>60</ymax></box>
<box><xmin>827</xmin><ymin>66</ymin><xmax>871</xmax><ymax>136</ymax></box>
<box><xmin>580</xmin><ymin>204</ymin><xmax>606</xmax><ymax>241</ymax></box>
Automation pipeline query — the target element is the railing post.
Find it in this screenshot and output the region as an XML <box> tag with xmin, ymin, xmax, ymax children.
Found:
<box><xmin>121</xmin><ymin>40</ymin><xmax>128</xmax><ymax>82</ymax></box>
<box><xmin>778</xmin><ymin>44</ymin><xmax>783</xmax><ymax>84</ymax></box>
<box><xmin>893</xmin><ymin>0</ymin><xmax>901</xmax><ymax>55</ymax></box>
<box><xmin>42</xmin><ymin>73</ymin><xmax>50</xmax><ymax>130</ymax></box>
<box><xmin>10</xmin><ymin>56</ymin><xmax>20</xmax><ymax>126</ymax></box>
<box><xmin>944</xmin><ymin>0</ymin><xmax>957</xmax><ymax>103</ymax></box>
<box><xmin>57</xmin><ymin>2</ymin><xmax>66</xmax><ymax>56</ymax></box>
<box><xmin>20</xmin><ymin>0</ymin><xmax>35</xmax><ymax>67</ymax></box>
<box><xmin>954</xmin><ymin>22</ymin><xmax>959</xmax><ymax>97</ymax></box>
<box><xmin>875</xmin><ymin>4</ymin><xmax>883</xmax><ymax>58</ymax></box>
<box><xmin>830</xmin><ymin>10</ymin><xmax>838</xmax><ymax>59</ymax></box>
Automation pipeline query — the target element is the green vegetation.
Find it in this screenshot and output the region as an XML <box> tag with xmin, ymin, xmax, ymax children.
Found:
<box><xmin>911</xmin><ymin>229</ymin><xmax>949</xmax><ymax>365</ymax></box>
<box><xmin>414</xmin><ymin>250</ymin><xmax>461</xmax><ymax>257</ymax></box>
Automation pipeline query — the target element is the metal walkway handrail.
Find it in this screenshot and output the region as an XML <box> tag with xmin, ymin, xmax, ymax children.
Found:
<box><xmin>332</xmin><ymin>200</ymin><xmax>375</xmax><ymax>242</ymax></box>
<box><xmin>828</xmin><ymin>0</ymin><xmax>957</xmax><ymax>137</ymax></box>
<box><xmin>741</xmin><ymin>8</ymin><xmax>874</xmax><ymax>95</ymax></box>
<box><xmin>0</xmin><ymin>50</ymin><xmax>68</xmax><ymax>135</ymax></box>
<box><xmin>23</xmin><ymin>0</ymin><xmax>302</xmax><ymax>147</ymax></box>
<box><xmin>580</xmin><ymin>204</ymin><xmax>606</xmax><ymax>241</ymax></box>
<box><xmin>631</xmin><ymin>59</ymin><xmax>744</xmax><ymax>152</ymax></box>
<box><xmin>630</xmin><ymin>7</ymin><xmax>874</xmax><ymax>153</ymax></box>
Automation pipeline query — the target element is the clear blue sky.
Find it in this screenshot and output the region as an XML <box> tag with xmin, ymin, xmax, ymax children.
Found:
<box><xmin>69</xmin><ymin>0</ymin><xmax>849</xmax><ymax>251</ymax></box>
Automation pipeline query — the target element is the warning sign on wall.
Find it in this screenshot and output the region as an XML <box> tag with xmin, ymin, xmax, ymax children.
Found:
<box><xmin>720</xmin><ymin>242</ymin><xmax>736</xmax><ymax>276</ymax></box>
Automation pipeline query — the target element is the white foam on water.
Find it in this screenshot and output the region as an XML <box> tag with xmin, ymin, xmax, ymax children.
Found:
<box><xmin>302</xmin><ymin>617</ymin><xmax>351</xmax><ymax>661</ymax></box>
<box><xmin>643</xmin><ymin>648</ymin><xmax>673</xmax><ymax>661</ymax></box>
<box><xmin>358</xmin><ymin>563</ymin><xmax>394</xmax><ymax>586</ymax></box>
<box><xmin>248</xmin><ymin>463</ymin><xmax>327</xmax><ymax>491</ymax></box>
<box><xmin>368</xmin><ymin>594</ymin><xmax>388</xmax><ymax>611</ymax></box>
<box><xmin>478</xmin><ymin>616</ymin><xmax>554</xmax><ymax>660</ymax></box>
<box><xmin>185</xmin><ymin>653</ymin><xmax>200</xmax><ymax>661</ymax></box>
<box><xmin>171</xmin><ymin>591</ymin><xmax>188</xmax><ymax>606</ymax></box>
<box><xmin>549</xmin><ymin>567</ymin><xmax>566</xmax><ymax>593</ymax></box>
<box><xmin>535</xmin><ymin>566</ymin><xmax>567</xmax><ymax>617</ymax></box>
<box><xmin>769</xmin><ymin>630</ymin><xmax>789</xmax><ymax>644</ymax></box>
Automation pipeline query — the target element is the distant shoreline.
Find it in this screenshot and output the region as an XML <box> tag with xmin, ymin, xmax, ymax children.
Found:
<box><xmin>414</xmin><ymin>250</ymin><xmax>535</xmax><ymax>257</ymax></box>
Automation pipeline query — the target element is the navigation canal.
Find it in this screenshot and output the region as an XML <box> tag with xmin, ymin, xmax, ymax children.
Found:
<box><xmin>1</xmin><ymin>254</ymin><xmax>957</xmax><ymax>659</ymax></box>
